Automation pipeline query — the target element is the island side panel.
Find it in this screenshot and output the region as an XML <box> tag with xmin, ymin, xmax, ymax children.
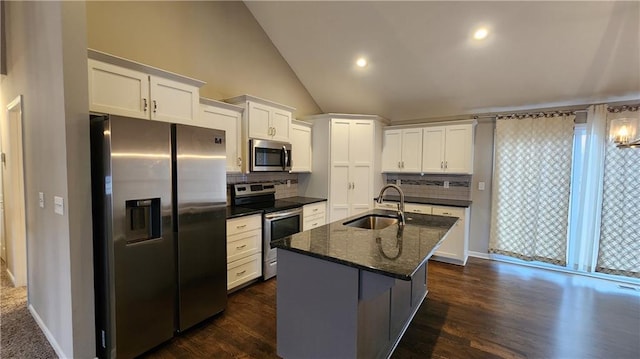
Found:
<box><xmin>357</xmin><ymin>270</ymin><xmax>395</xmax><ymax>359</ymax></box>
<box><xmin>277</xmin><ymin>249</ymin><xmax>359</xmax><ymax>359</ymax></box>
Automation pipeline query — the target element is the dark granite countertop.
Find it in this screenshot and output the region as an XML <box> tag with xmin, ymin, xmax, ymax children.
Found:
<box><xmin>272</xmin><ymin>209</ymin><xmax>457</xmax><ymax>281</ymax></box>
<box><xmin>226</xmin><ymin>206</ymin><xmax>263</xmax><ymax>219</ymax></box>
<box><xmin>281</xmin><ymin>196</ymin><xmax>327</xmax><ymax>206</ymax></box>
<box><xmin>378</xmin><ymin>195</ymin><xmax>471</xmax><ymax>208</ymax></box>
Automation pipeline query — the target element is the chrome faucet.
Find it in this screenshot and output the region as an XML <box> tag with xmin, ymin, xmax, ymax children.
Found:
<box><xmin>376</xmin><ymin>184</ymin><xmax>406</xmax><ymax>226</ymax></box>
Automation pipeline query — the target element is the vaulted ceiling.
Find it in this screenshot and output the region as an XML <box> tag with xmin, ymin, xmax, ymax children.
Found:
<box><xmin>245</xmin><ymin>1</ymin><xmax>640</xmax><ymax>122</ymax></box>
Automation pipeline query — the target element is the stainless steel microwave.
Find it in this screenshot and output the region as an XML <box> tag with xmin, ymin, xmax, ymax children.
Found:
<box><xmin>250</xmin><ymin>139</ymin><xmax>292</xmax><ymax>172</ymax></box>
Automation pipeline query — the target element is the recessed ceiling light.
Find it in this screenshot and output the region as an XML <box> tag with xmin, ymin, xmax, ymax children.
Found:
<box><xmin>473</xmin><ymin>27</ymin><xmax>489</xmax><ymax>40</ymax></box>
<box><xmin>356</xmin><ymin>58</ymin><xmax>368</xmax><ymax>67</ymax></box>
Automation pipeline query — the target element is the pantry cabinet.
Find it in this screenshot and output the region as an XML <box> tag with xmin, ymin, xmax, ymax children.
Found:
<box><xmin>381</xmin><ymin>128</ymin><xmax>423</xmax><ymax>173</ymax></box>
<box><xmin>298</xmin><ymin>114</ymin><xmax>386</xmax><ymax>223</ymax></box>
<box><xmin>422</xmin><ymin>124</ymin><xmax>474</xmax><ymax>174</ymax></box>
<box><xmin>199</xmin><ymin>98</ymin><xmax>244</xmax><ymax>173</ymax></box>
<box><xmin>226</xmin><ymin>95</ymin><xmax>294</xmax><ymax>143</ymax></box>
<box><xmin>87</xmin><ymin>50</ymin><xmax>203</xmax><ymax>125</ymax></box>
<box><xmin>290</xmin><ymin>121</ymin><xmax>312</xmax><ymax>173</ymax></box>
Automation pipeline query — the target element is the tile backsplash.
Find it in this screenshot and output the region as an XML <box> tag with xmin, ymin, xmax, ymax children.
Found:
<box><xmin>226</xmin><ymin>172</ymin><xmax>299</xmax><ymax>202</ymax></box>
<box><xmin>384</xmin><ymin>173</ymin><xmax>471</xmax><ymax>201</ymax></box>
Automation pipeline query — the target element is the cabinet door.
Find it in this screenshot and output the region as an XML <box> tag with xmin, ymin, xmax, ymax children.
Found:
<box><xmin>290</xmin><ymin>123</ymin><xmax>312</xmax><ymax>172</ymax></box>
<box><xmin>432</xmin><ymin>206</ymin><xmax>465</xmax><ymax>262</ymax></box>
<box><xmin>421</xmin><ymin>127</ymin><xmax>445</xmax><ymax>173</ymax></box>
<box><xmin>271</xmin><ymin>109</ymin><xmax>291</xmax><ymax>142</ymax></box>
<box><xmin>350</xmin><ymin>121</ymin><xmax>373</xmax><ymax>165</ymax></box>
<box><xmin>200</xmin><ymin>104</ymin><xmax>242</xmax><ymax>172</ymax></box>
<box><xmin>149</xmin><ymin>76</ymin><xmax>199</xmax><ymax>124</ymax></box>
<box><xmin>88</xmin><ymin>59</ymin><xmax>149</xmax><ymax>120</ymax></box>
<box><xmin>381</xmin><ymin>129</ymin><xmax>402</xmax><ymax>172</ymax></box>
<box><xmin>247</xmin><ymin>102</ymin><xmax>272</xmax><ymax>140</ymax></box>
<box><xmin>330</xmin><ymin>165</ymin><xmax>350</xmax><ymax>222</ymax></box>
<box><xmin>350</xmin><ymin>164</ymin><xmax>372</xmax><ymax>217</ymax></box>
<box><xmin>401</xmin><ymin>128</ymin><xmax>423</xmax><ymax>173</ymax></box>
<box><xmin>444</xmin><ymin>125</ymin><xmax>473</xmax><ymax>174</ymax></box>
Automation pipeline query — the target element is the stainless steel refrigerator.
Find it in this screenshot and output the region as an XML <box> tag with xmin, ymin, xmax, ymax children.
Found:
<box><xmin>90</xmin><ymin>114</ymin><xmax>227</xmax><ymax>359</ymax></box>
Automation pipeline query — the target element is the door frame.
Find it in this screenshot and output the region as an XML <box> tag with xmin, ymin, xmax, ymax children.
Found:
<box><xmin>3</xmin><ymin>94</ymin><xmax>27</xmax><ymax>287</ymax></box>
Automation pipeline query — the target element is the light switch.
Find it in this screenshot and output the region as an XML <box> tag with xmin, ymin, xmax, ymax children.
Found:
<box><xmin>54</xmin><ymin>196</ymin><xmax>64</xmax><ymax>215</ymax></box>
<box><xmin>444</xmin><ymin>181</ymin><xmax>450</xmax><ymax>189</ymax></box>
<box><xmin>39</xmin><ymin>192</ymin><xmax>45</xmax><ymax>208</ymax></box>
<box><xmin>478</xmin><ymin>182</ymin><xmax>486</xmax><ymax>191</ymax></box>
<box><xmin>396</xmin><ymin>179</ymin><xmax>401</xmax><ymax>186</ymax></box>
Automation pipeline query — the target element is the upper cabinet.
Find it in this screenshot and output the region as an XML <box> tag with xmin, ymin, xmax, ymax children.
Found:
<box><xmin>422</xmin><ymin>124</ymin><xmax>474</xmax><ymax>174</ymax></box>
<box><xmin>87</xmin><ymin>50</ymin><xmax>204</xmax><ymax>125</ymax></box>
<box><xmin>290</xmin><ymin>120</ymin><xmax>312</xmax><ymax>173</ymax></box>
<box><xmin>199</xmin><ymin>98</ymin><xmax>244</xmax><ymax>173</ymax></box>
<box><xmin>226</xmin><ymin>95</ymin><xmax>295</xmax><ymax>143</ymax></box>
<box><xmin>381</xmin><ymin>128</ymin><xmax>423</xmax><ymax>173</ymax></box>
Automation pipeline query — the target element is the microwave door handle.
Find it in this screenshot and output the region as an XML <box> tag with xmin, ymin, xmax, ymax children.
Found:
<box><xmin>282</xmin><ymin>145</ymin><xmax>289</xmax><ymax>170</ymax></box>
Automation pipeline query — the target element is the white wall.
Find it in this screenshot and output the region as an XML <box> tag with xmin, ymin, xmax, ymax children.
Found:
<box><xmin>469</xmin><ymin>119</ymin><xmax>495</xmax><ymax>254</ymax></box>
<box><xmin>0</xmin><ymin>1</ymin><xmax>94</xmax><ymax>358</ymax></box>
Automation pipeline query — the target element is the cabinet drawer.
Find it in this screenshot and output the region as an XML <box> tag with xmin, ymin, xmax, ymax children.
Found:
<box><xmin>405</xmin><ymin>204</ymin><xmax>432</xmax><ymax>214</ymax></box>
<box><xmin>374</xmin><ymin>202</ymin><xmax>398</xmax><ymax>211</ymax></box>
<box><xmin>227</xmin><ymin>253</ymin><xmax>262</xmax><ymax>290</ymax></box>
<box><xmin>432</xmin><ymin>206</ymin><xmax>464</xmax><ymax>220</ymax></box>
<box><xmin>227</xmin><ymin>214</ymin><xmax>261</xmax><ymax>235</ymax></box>
<box><xmin>227</xmin><ymin>229</ymin><xmax>261</xmax><ymax>262</ymax></box>
<box><xmin>303</xmin><ymin>213</ymin><xmax>326</xmax><ymax>231</ymax></box>
<box><xmin>303</xmin><ymin>202</ymin><xmax>326</xmax><ymax>218</ymax></box>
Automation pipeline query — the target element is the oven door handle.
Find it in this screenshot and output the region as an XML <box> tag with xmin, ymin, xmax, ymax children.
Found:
<box><xmin>265</xmin><ymin>208</ymin><xmax>302</xmax><ymax>220</ymax></box>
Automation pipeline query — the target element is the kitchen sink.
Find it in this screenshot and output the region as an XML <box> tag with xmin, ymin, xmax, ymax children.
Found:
<box><xmin>343</xmin><ymin>214</ymin><xmax>399</xmax><ymax>230</ymax></box>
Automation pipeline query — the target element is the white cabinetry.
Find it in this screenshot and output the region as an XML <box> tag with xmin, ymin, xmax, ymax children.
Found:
<box><xmin>199</xmin><ymin>98</ymin><xmax>244</xmax><ymax>173</ymax></box>
<box><xmin>381</xmin><ymin>128</ymin><xmax>423</xmax><ymax>173</ymax></box>
<box><xmin>226</xmin><ymin>95</ymin><xmax>294</xmax><ymax>143</ymax></box>
<box><xmin>290</xmin><ymin>121</ymin><xmax>312</xmax><ymax>173</ymax></box>
<box><xmin>299</xmin><ymin>114</ymin><xmax>386</xmax><ymax>223</ymax></box>
<box><xmin>227</xmin><ymin>214</ymin><xmax>262</xmax><ymax>291</ymax></box>
<box><xmin>88</xmin><ymin>50</ymin><xmax>203</xmax><ymax>124</ymax></box>
<box><xmin>374</xmin><ymin>201</ymin><xmax>469</xmax><ymax>265</ymax></box>
<box><xmin>431</xmin><ymin>206</ymin><xmax>470</xmax><ymax>265</ymax></box>
<box><xmin>422</xmin><ymin>124</ymin><xmax>474</xmax><ymax>174</ymax></box>
<box><xmin>302</xmin><ymin>202</ymin><xmax>326</xmax><ymax>231</ymax></box>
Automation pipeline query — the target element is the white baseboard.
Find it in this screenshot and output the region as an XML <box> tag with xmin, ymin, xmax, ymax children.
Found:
<box><xmin>28</xmin><ymin>304</ymin><xmax>68</xmax><ymax>359</ymax></box>
<box><xmin>467</xmin><ymin>251</ymin><xmax>490</xmax><ymax>259</ymax></box>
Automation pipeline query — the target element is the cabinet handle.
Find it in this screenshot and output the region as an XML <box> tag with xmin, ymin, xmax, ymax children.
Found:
<box><xmin>312</xmin><ymin>223</ymin><xmax>318</xmax><ymax>226</ymax></box>
<box><xmin>274</xmin><ymin>127</ymin><xmax>277</xmax><ymax>136</ymax></box>
<box><xmin>440</xmin><ymin>161</ymin><xmax>444</xmax><ymax>169</ymax></box>
<box><xmin>236</xmin><ymin>244</ymin><xmax>247</xmax><ymax>250</ymax></box>
<box><xmin>236</xmin><ymin>224</ymin><xmax>246</xmax><ymax>229</ymax></box>
<box><xmin>442</xmin><ymin>212</ymin><xmax>451</xmax><ymax>215</ymax></box>
<box><xmin>313</xmin><ymin>208</ymin><xmax>318</xmax><ymax>212</ymax></box>
<box><xmin>398</xmin><ymin>161</ymin><xmax>401</xmax><ymax>168</ymax></box>
<box><xmin>445</xmin><ymin>161</ymin><xmax>448</xmax><ymax>169</ymax></box>
<box><xmin>237</xmin><ymin>157</ymin><xmax>242</xmax><ymax>166</ymax></box>
<box><xmin>236</xmin><ymin>270</ymin><xmax>247</xmax><ymax>276</ymax></box>
<box><xmin>401</xmin><ymin>161</ymin><xmax>405</xmax><ymax>168</ymax></box>
<box><xmin>153</xmin><ymin>100</ymin><xmax>157</xmax><ymax>113</ymax></box>
<box><xmin>352</xmin><ymin>182</ymin><xmax>355</xmax><ymax>189</ymax></box>
<box><xmin>143</xmin><ymin>98</ymin><xmax>148</xmax><ymax>112</ymax></box>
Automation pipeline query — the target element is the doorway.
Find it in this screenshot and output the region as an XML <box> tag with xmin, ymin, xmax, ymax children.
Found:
<box><xmin>2</xmin><ymin>95</ymin><xmax>27</xmax><ymax>287</ymax></box>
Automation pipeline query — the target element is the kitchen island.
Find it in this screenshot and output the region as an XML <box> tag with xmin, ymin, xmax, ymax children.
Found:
<box><xmin>272</xmin><ymin>209</ymin><xmax>457</xmax><ymax>359</ymax></box>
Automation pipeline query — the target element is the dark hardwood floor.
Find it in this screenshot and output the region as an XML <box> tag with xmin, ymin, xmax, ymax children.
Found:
<box><xmin>142</xmin><ymin>257</ymin><xmax>640</xmax><ymax>359</ymax></box>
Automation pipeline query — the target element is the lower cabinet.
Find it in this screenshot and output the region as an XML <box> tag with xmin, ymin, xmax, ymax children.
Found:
<box><xmin>375</xmin><ymin>201</ymin><xmax>469</xmax><ymax>265</ymax></box>
<box><xmin>226</xmin><ymin>214</ymin><xmax>262</xmax><ymax>290</ymax></box>
<box><xmin>302</xmin><ymin>202</ymin><xmax>326</xmax><ymax>231</ymax></box>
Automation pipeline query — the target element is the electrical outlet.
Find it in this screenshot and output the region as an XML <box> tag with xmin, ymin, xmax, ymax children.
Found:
<box><xmin>478</xmin><ymin>181</ymin><xmax>486</xmax><ymax>191</ymax></box>
<box><xmin>54</xmin><ymin>196</ymin><xmax>64</xmax><ymax>215</ymax></box>
<box><xmin>396</xmin><ymin>179</ymin><xmax>401</xmax><ymax>186</ymax></box>
<box><xmin>286</xmin><ymin>179</ymin><xmax>291</xmax><ymax>188</ymax></box>
<box><xmin>444</xmin><ymin>181</ymin><xmax>450</xmax><ymax>189</ymax></box>
<box><xmin>39</xmin><ymin>192</ymin><xmax>45</xmax><ymax>208</ymax></box>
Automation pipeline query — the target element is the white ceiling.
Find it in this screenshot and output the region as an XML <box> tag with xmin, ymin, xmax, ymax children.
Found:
<box><xmin>245</xmin><ymin>1</ymin><xmax>640</xmax><ymax>122</ymax></box>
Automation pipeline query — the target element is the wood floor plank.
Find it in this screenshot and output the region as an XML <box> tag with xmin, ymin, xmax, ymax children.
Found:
<box><xmin>141</xmin><ymin>257</ymin><xmax>640</xmax><ymax>359</ymax></box>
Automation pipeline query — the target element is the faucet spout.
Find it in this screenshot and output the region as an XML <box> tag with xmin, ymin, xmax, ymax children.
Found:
<box><xmin>377</xmin><ymin>184</ymin><xmax>406</xmax><ymax>226</ymax></box>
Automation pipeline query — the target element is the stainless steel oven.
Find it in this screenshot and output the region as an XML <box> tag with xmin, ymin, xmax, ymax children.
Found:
<box><xmin>263</xmin><ymin>207</ymin><xmax>302</xmax><ymax>280</ymax></box>
<box><xmin>250</xmin><ymin>139</ymin><xmax>292</xmax><ymax>172</ymax></box>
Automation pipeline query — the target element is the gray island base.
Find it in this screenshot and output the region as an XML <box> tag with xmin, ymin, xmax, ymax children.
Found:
<box><xmin>273</xmin><ymin>209</ymin><xmax>457</xmax><ymax>359</ymax></box>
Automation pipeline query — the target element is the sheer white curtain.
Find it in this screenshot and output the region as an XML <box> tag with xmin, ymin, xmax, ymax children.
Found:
<box><xmin>596</xmin><ymin>108</ymin><xmax>640</xmax><ymax>278</ymax></box>
<box><xmin>568</xmin><ymin>104</ymin><xmax>607</xmax><ymax>272</ymax></box>
<box><xmin>489</xmin><ymin>113</ymin><xmax>575</xmax><ymax>265</ymax></box>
